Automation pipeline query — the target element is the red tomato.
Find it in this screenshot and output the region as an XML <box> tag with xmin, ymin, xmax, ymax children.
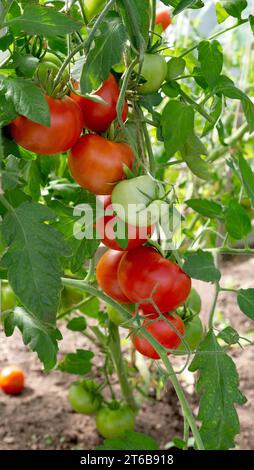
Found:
<box><xmin>70</xmin><ymin>74</ymin><xmax>128</xmax><ymax>133</ymax></box>
<box><xmin>0</xmin><ymin>366</ymin><xmax>25</xmax><ymax>395</ymax></box>
<box><xmin>118</xmin><ymin>246</ymin><xmax>191</xmax><ymax>313</ymax></box>
<box><xmin>68</xmin><ymin>134</ymin><xmax>134</xmax><ymax>195</ymax></box>
<box><xmin>9</xmin><ymin>95</ymin><xmax>83</xmax><ymax>155</ymax></box>
<box><xmin>155</xmin><ymin>9</ymin><xmax>171</xmax><ymax>31</ymax></box>
<box><xmin>96</xmin><ymin>197</ymin><xmax>154</xmax><ymax>251</ymax></box>
<box><xmin>132</xmin><ymin>312</ymin><xmax>184</xmax><ymax>359</ymax></box>
<box><xmin>96</xmin><ymin>250</ymin><xmax>131</xmax><ymax>303</ymax></box>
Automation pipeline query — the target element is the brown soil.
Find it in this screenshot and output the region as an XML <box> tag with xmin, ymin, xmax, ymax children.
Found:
<box><xmin>0</xmin><ymin>257</ymin><xmax>253</xmax><ymax>450</ymax></box>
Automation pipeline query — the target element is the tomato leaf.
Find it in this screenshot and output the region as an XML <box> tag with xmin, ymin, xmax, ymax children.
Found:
<box><xmin>237</xmin><ymin>289</ymin><xmax>254</xmax><ymax>320</ymax></box>
<box><xmin>162</xmin><ymin>101</ymin><xmax>194</xmax><ymax>157</ymax></box>
<box><xmin>249</xmin><ymin>15</ymin><xmax>254</xmax><ymax>34</ymax></box>
<box><xmin>183</xmin><ymin>250</ymin><xmax>221</xmax><ymax>282</ymax></box>
<box><xmin>198</xmin><ymin>40</ymin><xmax>223</xmax><ymax>86</ymax></box>
<box><xmin>58</xmin><ymin>349</ymin><xmax>94</xmax><ymax>374</ymax></box>
<box><xmin>225</xmin><ymin>201</ymin><xmax>251</xmax><ymax>239</ymax></box>
<box><xmin>96</xmin><ymin>431</ymin><xmax>158</xmax><ymax>450</ymax></box>
<box><xmin>166</xmin><ymin>57</ymin><xmax>186</xmax><ymax>81</ymax></box>
<box><xmin>67</xmin><ymin>317</ymin><xmax>87</xmax><ymax>332</ymax></box>
<box><xmin>0</xmin><ymin>201</ymin><xmax>69</xmax><ymax>323</ymax></box>
<box><xmin>161</xmin><ymin>0</ymin><xmax>204</xmax><ymax>15</ymax></box>
<box><xmin>8</xmin><ymin>5</ymin><xmax>82</xmax><ymax>37</ymax></box>
<box><xmin>0</xmin><ymin>78</ymin><xmax>50</xmax><ymax>126</ymax></box>
<box><xmin>117</xmin><ymin>0</ymin><xmax>150</xmax><ymax>50</ymax></box>
<box><xmin>238</xmin><ymin>155</ymin><xmax>254</xmax><ymax>208</ymax></box>
<box><xmin>4</xmin><ymin>307</ymin><xmax>62</xmax><ymax>372</ymax></box>
<box><xmin>80</xmin><ymin>12</ymin><xmax>127</xmax><ymax>94</ymax></box>
<box><xmin>215</xmin><ymin>3</ymin><xmax>229</xmax><ymax>23</ymax></box>
<box><xmin>219</xmin><ymin>0</ymin><xmax>247</xmax><ymax>19</ymax></box>
<box><xmin>189</xmin><ymin>330</ymin><xmax>247</xmax><ymax>449</ymax></box>
<box><xmin>186</xmin><ymin>199</ymin><xmax>224</xmax><ymax>219</ymax></box>
<box><xmin>218</xmin><ymin>326</ymin><xmax>240</xmax><ymax>345</ymax></box>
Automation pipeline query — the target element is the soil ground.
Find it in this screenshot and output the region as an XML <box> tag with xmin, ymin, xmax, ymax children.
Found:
<box><xmin>0</xmin><ymin>257</ymin><xmax>253</xmax><ymax>450</ymax></box>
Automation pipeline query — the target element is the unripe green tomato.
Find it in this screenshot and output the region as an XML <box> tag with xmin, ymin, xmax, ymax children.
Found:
<box><xmin>96</xmin><ymin>404</ymin><xmax>135</xmax><ymax>439</ymax></box>
<box><xmin>137</xmin><ymin>53</ymin><xmax>167</xmax><ymax>95</ymax></box>
<box><xmin>41</xmin><ymin>52</ymin><xmax>63</xmax><ymax>68</ymax></box>
<box><xmin>1</xmin><ymin>283</ymin><xmax>16</xmax><ymax>311</ymax></box>
<box><xmin>177</xmin><ymin>316</ymin><xmax>203</xmax><ymax>353</ymax></box>
<box><xmin>68</xmin><ymin>381</ymin><xmax>101</xmax><ymax>414</ymax></box>
<box><xmin>84</xmin><ymin>0</ymin><xmax>106</xmax><ymax>20</ymax></box>
<box><xmin>186</xmin><ymin>288</ymin><xmax>202</xmax><ymax>315</ymax></box>
<box><xmin>35</xmin><ymin>54</ymin><xmax>69</xmax><ymax>93</ymax></box>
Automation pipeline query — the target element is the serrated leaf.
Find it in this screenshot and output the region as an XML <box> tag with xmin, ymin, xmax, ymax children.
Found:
<box><xmin>4</xmin><ymin>307</ymin><xmax>62</xmax><ymax>372</ymax></box>
<box><xmin>162</xmin><ymin>101</ymin><xmax>194</xmax><ymax>157</ymax></box>
<box><xmin>225</xmin><ymin>201</ymin><xmax>251</xmax><ymax>240</ymax></box>
<box><xmin>1</xmin><ymin>201</ymin><xmax>69</xmax><ymax>323</ymax></box>
<box><xmin>58</xmin><ymin>349</ymin><xmax>94</xmax><ymax>374</ymax></box>
<box><xmin>0</xmin><ymin>78</ymin><xmax>50</xmax><ymax>126</ymax></box>
<box><xmin>189</xmin><ymin>330</ymin><xmax>247</xmax><ymax>449</ymax></box>
<box><xmin>80</xmin><ymin>12</ymin><xmax>127</xmax><ymax>94</ymax></box>
<box><xmin>9</xmin><ymin>5</ymin><xmax>82</xmax><ymax>37</ymax></box>
<box><xmin>183</xmin><ymin>250</ymin><xmax>221</xmax><ymax>282</ymax></box>
<box><xmin>238</xmin><ymin>155</ymin><xmax>254</xmax><ymax>208</ymax></box>
<box><xmin>198</xmin><ymin>41</ymin><xmax>223</xmax><ymax>86</ymax></box>
<box><xmin>218</xmin><ymin>326</ymin><xmax>240</xmax><ymax>345</ymax></box>
<box><xmin>96</xmin><ymin>431</ymin><xmax>158</xmax><ymax>450</ymax></box>
<box><xmin>237</xmin><ymin>289</ymin><xmax>254</xmax><ymax>320</ymax></box>
<box><xmin>67</xmin><ymin>317</ymin><xmax>87</xmax><ymax>331</ymax></box>
<box><xmin>186</xmin><ymin>199</ymin><xmax>224</xmax><ymax>219</ymax></box>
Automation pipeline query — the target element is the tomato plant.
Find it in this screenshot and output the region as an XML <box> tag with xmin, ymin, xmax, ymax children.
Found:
<box><xmin>71</xmin><ymin>74</ymin><xmax>128</xmax><ymax>133</ymax></box>
<box><xmin>0</xmin><ymin>366</ymin><xmax>25</xmax><ymax>395</ymax></box>
<box><xmin>96</xmin><ymin>403</ymin><xmax>135</xmax><ymax>439</ymax></box>
<box><xmin>68</xmin><ymin>134</ymin><xmax>134</xmax><ymax>194</ymax></box>
<box><xmin>0</xmin><ymin>0</ymin><xmax>253</xmax><ymax>453</ymax></box>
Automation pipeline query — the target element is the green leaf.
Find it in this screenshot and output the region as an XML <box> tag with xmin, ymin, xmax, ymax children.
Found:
<box><xmin>198</xmin><ymin>41</ymin><xmax>223</xmax><ymax>86</ymax></box>
<box><xmin>2</xmin><ymin>156</ymin><xmax>20</xmax><ymax>191</ymax></box>
<box><xmin>4</xmin><ymin>307</ymin><xmax>62</xmax><ymax>372</ymax></box>
<box><xmin>58</xmin><ymin>349</ymin><xmax>94</xmax><ymax>374</ymax></box>
<box><xmin>186</xmin><ymin>199</ymin><xmax>224</xmax><ymax>219</ymax></box>
<box><xmin>250</xmin><ymin>15</ymin><xmax>254</xmax><ymax>34</ymax></box>
<box><xmin>118</xmin><ymin>0</ymin><xmax>150</xmax><ymax>50</ymax></box>
<box><xmin>162</xmin><ymin>101</ymin><xmax>194</xmax><ymax>157</ymax></box>
<box><xmin>67</xmin><ymin>317</ymin><xmax>87</xmax><ymax>332</ymax></box>
<box><xmin>0</xmin><ymin>78</ymin><xmax>50</xmax><ymax>126</ymax></box>
<box><xmin>174</xmin><ymin>0</ymin><xmax>198</xmax><ymax>15</ymax></box>
<box><xmin>218</xmin><ymin>326</ymin><xmax>240</xmax><ymax>345</ymax></box>
<box><xmin>166</xmin><ymin>57</ymin><xmax>186</xmax><ymax>81</ymax></box>
<box><xmin>183</xmin><ymin>250</ymin><xmax>221</xmax><ymax>282</ymax></box>
<box><xmin>162</xmin><ymin>81</ymin><xmax>181</xmax><ymax>98</ymax></box>
<box><xmin>225</xmin><ymin>201</ymin><xmax>251</xmax><ymax>239</ymax></box>
<box><xmin>237</xmin><ymin>289</ymin><xmax>254</xmax><ymax>320</ymax></box>
<box><xmin>80</xmin><ymin>12</ymin><xmax>127</xmax><ymax>94</ymax></box>
<box><xmin>202</xmin><ymin>96</ymin><xmax>222</xmax><ymax>136</ymax></box>
<box><xmin>181</xmin><ymin>154</ymin><xmax>211</xmax><ymax>180</ymax></box>
<box><xmin>0</xmin><ymin>92</ymin><xmax>17</xmax><ymax>127</ymax></box>
<box><xmin>220</xmin><ymin>0</ymin><xmax>247</xmax><ymax>19</ymax></box>
<box><xmin>9</xmin><ymin>5</ymin><xmax>82</xmax><ymax>37</ymax></box>
<box><xmin>189</xmin><ymin>330</ymin><xmax>247</xmax><ymax>449</ymax></box>
<box><xmin>1</xmin><ymin>201</ymin><xmax>69</xmax><ymax>323</ymax></box>
<box><xmin>96</xmin><ymin>431</ymin><xmax>158</xmax><ymax>450</ymax></box>
<box><xmin>80</xmin><ymin>297</ymin><xmax>100</xmax><ymax>318</ymax></box>
<box><xmin>215</xmin><ymin>3</ymin><xmax>229</xmax><ymax>23</ymax></box>
<box><xmin>238</xmin><ymin>155</ymin><xmax>254</xmax><ymax>208</ymax></box>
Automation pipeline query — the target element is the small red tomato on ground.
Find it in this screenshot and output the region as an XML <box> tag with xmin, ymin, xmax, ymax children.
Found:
<box><xmin>96</xmin><ymin>197</ymin><xmax>154</xmax><ymax>251</ymax></box>
<box><xmin>68</xmin><ymin>134</ymin><xmax>134</xmax><ymax>195</ymax></box>
<box><xmin>96</xmin><ymin>249</ymin><xmax>131</xmax><ymax>303</ymax></box>
<box><xmin>132</xmin><ymin>312</ymin><xmax>184</xmax><ymax>360</ymax></box>
<box><xmin>155</xmin><ymin>9</ymin><xmax>171</xmax><ymax>31</ymax></box>
<box><xmin>70</xmin><ymin>74</ymin><xmax>128</xmax><ymax>133</ymax></box>
<box><xmin>9</xmin><ymin>95</ymin><xmax>83</xmax><ymax>155</ymax></box>
<box><xmin>118</xmin><ymin>246</ymin><xmax>191</xmax><ymax>313</ymax></box>
<box><xmin>0</xmin><ymin>366</ymin><xmax>25</xmax><ymax>395</ymax></box>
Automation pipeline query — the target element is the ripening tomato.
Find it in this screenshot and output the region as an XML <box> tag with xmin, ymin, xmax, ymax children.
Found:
<box><xmin>96</xmin><ymin>197</ymin><xmax>154</xmax><ymax>251</ymax></box>
<box><xmin>68</xmin><ymin>134</ymin><xmax>134</xmax><ymax>195</ymax></box>
<box><xmin>68</xmin><ymin>380</ymin><xmax>101</xmax><ymax>414</ymax></box>
<box><xmin>70</xmin><ymin>74</ymin><xmax>128</xmax><ymax>133</ymax></box>
<box><xmin>0</xmin><ymin>366</ymin><xmax>25</xmax><ymax>395</ymax></box>
<box><xmin>96</xmin><ymin>403</ymin><xmax>135</xmax><ymax>439</ymax></box>
<box><xmin>9</xmin><ymin>95</ymin><xmax>83</xmax><ymax>155</ymax></box>
<box><xmin>137</xmin><ymin>53</ymin><xmax>167</xmax><ymax>95</ymax></box>
<box><xmin>177</xmin><ymin>316</ymin><xmax>203</xmax><ymax>353</ymax></box>
<box><xmin>132</xmin><ymin>312</ymin><xmax>184</xmax><ymax>359</ymax></box>
<box><xmin>96</xmin><ymin>250</ymin><xmax>131</xmax><ymax>303</ymax></box>
<box><xmin>155</xmin><ymin>9</ymin><xmax>171</xmax><ymax>31</ymax></box>
<box><xmin>118</xmin><ymin>246</ymin><xmax>191</xmax><ymax>313</ymax></box>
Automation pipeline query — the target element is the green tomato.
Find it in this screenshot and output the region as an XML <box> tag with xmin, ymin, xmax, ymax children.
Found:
<box><xmin>60</xmin><ymin>286</ymin><xmax>84</xmax><ymax>311</ymax></box>
<box><xmin>112</xmin><ymin>175</ymin><xmax>167</xmax><ymax>227</ymax></box>
<box><xmin>177</xmin><ymin>316</ymin><xmax>203</xmax><ymax>353</ymax></box>
<box><xmin>41</xmin><ymin>52</ymin><xmax>63</xmax><ymax>68</ymax></box>
<box><xmin>186</xmin><ymin>288</ymin><xmax>202</xmax><ymax>315</ymax></box>
<box><xmin>84</xmin><ymin>0</ymin><xmax>106</xmax><ymax>20</ymax></box>
<box><xmin>137</xmin><ymin>53</ymin><xmax>167</xmax><ymax>95</ymax></box>
<box><xmin>1</xmin><ymin>283</ymin><xmax>16</xmax><ymax>311</ymax></box>
<box><xmin>35</xmin><ymin>53</ymin><xmax>69</xmax><ymax>93</ymax></box>
<box><xmin>96</xmin><ymin>404</ymin><xmax>135</xmax><ymax>439</ymax></box>
<box><xmin>68</xmin><ymin>380</ymin><xmax>101</xmax><ymax>415</ymax></box>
